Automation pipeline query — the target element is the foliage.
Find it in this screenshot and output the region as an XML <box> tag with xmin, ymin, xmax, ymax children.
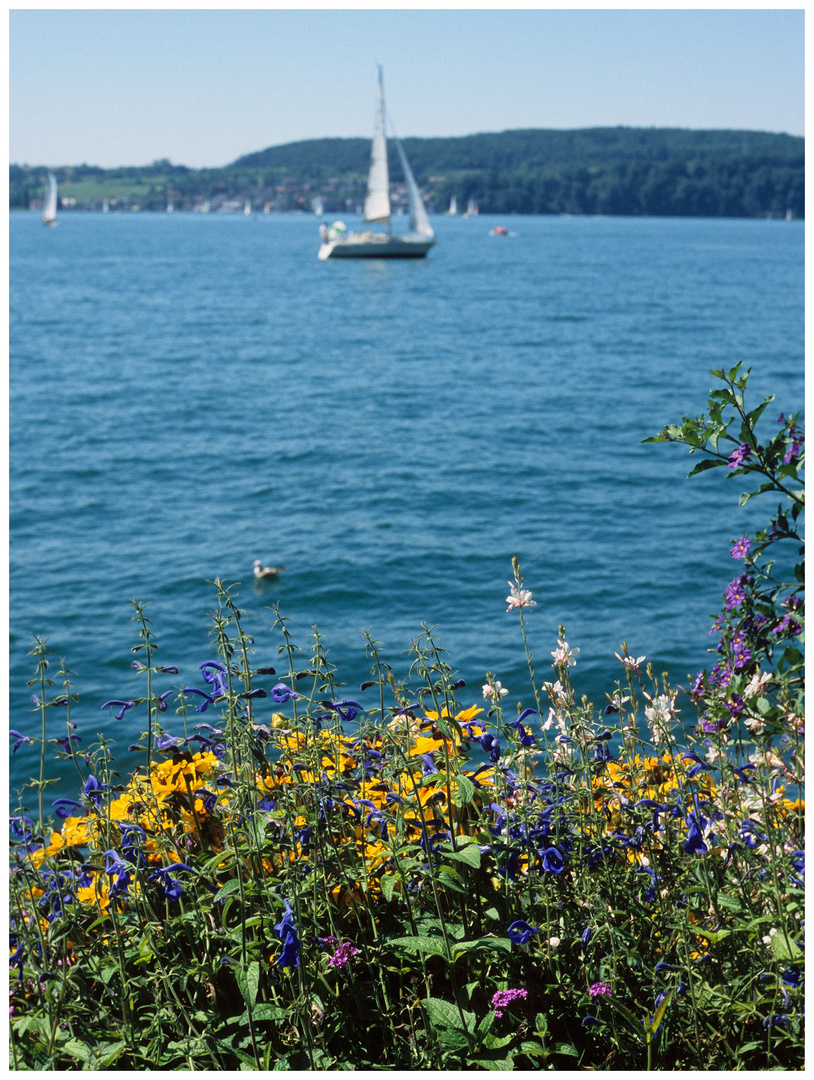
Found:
<box><xmin>9</xmin><ymin>369</ymin><xmax>804</xmax><ymax>1070</ymax></box>
<box><xmin>10</xmin><ymin>127</ymin><xmax>805</xmax><ymax>218</ymax></box>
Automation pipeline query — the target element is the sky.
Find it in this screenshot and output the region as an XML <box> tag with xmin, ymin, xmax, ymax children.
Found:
<box><xmin>8</xmin><ymin>6</ymin><xmax>806</xmax><ymax>170</ymax></box>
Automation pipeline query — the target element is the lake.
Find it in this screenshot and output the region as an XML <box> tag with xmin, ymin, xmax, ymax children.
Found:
<box><xmin>9</xmin><ymin>210</ymin><xmax>804</xmax><ymax>805</ymax></box>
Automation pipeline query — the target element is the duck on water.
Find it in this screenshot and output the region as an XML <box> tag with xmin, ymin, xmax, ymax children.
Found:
<box><xmin>253</xmin><ymin>560</ymin><xmax>287</xmax><ymax>580</ymax></box>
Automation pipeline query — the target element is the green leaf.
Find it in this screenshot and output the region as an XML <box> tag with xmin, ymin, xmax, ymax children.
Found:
<box><xmin>553</xmin><ymin>1042</ymin><xmax>580</xmax><ymax>1057</ymax></box>
<box><xmin>453</xmin><ymin>773</ymin><xmax>477</xmax><ymax>807</ymax></box>
<box><xmin>380</xmin><ymin>873</ymin><xmax>399</xmax><ymax>902</ymax></box>
<box><xmin>452</xmin><ymin>936</ymin><xmax>511</xmax><ymax>960</ymax></box>
<box><xmin>422</xmin><ymin>996</ymin><xmax>475</xmax><ymax>1032</ymax></box>
<box><xmin>770</xmin><ymin>933</ymin><xmax>803</xmax><ymax>962</ymax></box>
<box><xmin>445</xmin><ymin>842</ymin><xmax>481</xmax><ymax>869</ymax></box>
<box><xmin>240</xmin><ymin>1004</ymin><xmax>290</xmax><ymax>1023</ymax></box>
<box><xmin>244</xmin><ymin>960</ymin><xmax>260</xmax><ymax>1009</ymax></box>
<box><xmin>387</xmin><ymin>934</ymin><xmax>448</xmax><ymax>958</ymax></box>
<box><xmin>520</xmin><ymin>1039</ymin><xmax>545</xmax><ymax>1057</ymax></box>
<box><xmin>62</xmin><ymin>1039</ymin><xmax>92</xmax><ymax>1064</ymax></box>
<box><xmin>605</xmin><ymin>997</ymin><xmax>648</xmax><ymax>1044</ymax></box>
<box><xmin>469</xmin><ymin>1056</ymin><xmax>514</xmax><ymax>1070</ymax></box>
<box><xmin>648</xmin><ymin>988</ymin><xmax>673</xmax><ymax>1039</ymax></box>
<box><xmin>687</xmin><ymin>457</ymin><xmax>725</xmax><ymax>477</ymax></box>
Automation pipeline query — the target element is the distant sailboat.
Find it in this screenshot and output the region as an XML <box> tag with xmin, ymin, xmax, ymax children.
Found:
<box><xmin>244</xmin><ymin>200</ymin><xmax>251</xmax><ymax>216</ymax></box>
<box><xmin>463</xmin><ymin>198</ymin><xmax>479</xmax><ymax>218</ymax></box>
<box><xmin>167</xmin><ymin>200</ymin><xmax>174</xmax><ymax>213</ymax></box>
<box><xmin>318</xmin><ymin>67</ymin><xmax>434</xmax><ymax>259</ymax></box>
<box><xmin>42</xmin><ymin>172</ymin><xmax>58</xmax><ymax>226</ymax></box>
<box><xmin>312</xmin><ymin>196</ymin><xmax>324</xmax><ymax>217</ymax></box>
<box><xmin>102</xmin><ymin>198</ymin><xmax>109</xmax><ymax>214</ymax></box>
<box><xmin>445</xmin><ymin>196</ymin><xmax>457</xmax><ymax>216</ymax></box>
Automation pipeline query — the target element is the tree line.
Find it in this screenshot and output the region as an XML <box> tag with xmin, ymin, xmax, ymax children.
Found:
<box><xmin>10</xmin><ymin>126</ymin><xmax>804</xmax><ymax>218</ymax></box>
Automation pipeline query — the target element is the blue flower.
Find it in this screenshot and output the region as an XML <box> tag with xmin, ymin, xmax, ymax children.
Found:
<box><xmin>52</xmin><ymin>798</ymin><xmax>83</xmax><ymax>819</ymax></box>
<box><xmin>322</xmin><ymin>699</ymin><xmax>364</xmax><ymax>722</ymax></box>
<box><xmin>271</xmin><ymin>683</ymin><xmax>300</xmax><ymax>703</ymax></box>
<box><xmin>684</xmin><ymin>815</ymin><xmax>708</xmax><ymax>855</ymax></box>
<box><xmin>156</xmin><ymin>690</ymin><xmax>174</xmax><ymax>712</ymax></box>
<box><xmin>274</xmin><ymin>899</ymin><xmax>301</xmax><ymax>968</ymax></box>
<box><xmin>9</xmin><ymin>730</ymin><xmax>34</xmax><ymax>753</ymax></box>
<box><xmin>508</xmin><ymin>717</ymin><xmax>535</xmax><ymax>747</ymax></box>
<box><xmin>540</xmin><ymin>847</ymin><xmax>564</xmax><ymax>874</ymax></box>
<box><xmin>102</xmin><ymin>849</ymin><xmax>133</xmax><ymax>899</ymax></box>
<box><xmin>101</xmin><ymin>699</ymin><xmax>137</xmax><ymax>721</ymax></box>
<box><xmin>83</xmin><ymin>774</ymin><xmax>107</xmax><ymax>806</ymax></box>
<box><xmin>478</xmin><ymin>733</ymin><xmax>502</xmax><ymax>762</ymax></box>
<box><xmin>183</xmin><ymin>687</ymin><xmax>219</xmax><ymax>712</ymax></box>
<box><xmin>148</xmin><ymin>863</ymin><xmax>194</xmax><ymax>903</ymax></box>
<box><xmin>507</xmin><ymin>920</ymin><xmax>539</xmax><ymax>946</ymax></box>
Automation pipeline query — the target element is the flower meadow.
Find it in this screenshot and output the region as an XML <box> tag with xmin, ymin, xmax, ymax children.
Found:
<box><xmin>9</xmin><ymin>367</ymin><xmax>804</xmax><ymax>1070</ymax></box>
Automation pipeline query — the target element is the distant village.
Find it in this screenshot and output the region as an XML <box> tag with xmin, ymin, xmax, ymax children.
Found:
<box><xmin>24</xmin><ymin>175</ymin><xmax>423</xmax><ymax>217</ymax></box>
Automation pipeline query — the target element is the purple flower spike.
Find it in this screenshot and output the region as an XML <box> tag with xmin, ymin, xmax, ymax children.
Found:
<box><xmin>491</xmin><ymin>987</ymin><xmax>528</xmax><ymax>1017</ymax></box>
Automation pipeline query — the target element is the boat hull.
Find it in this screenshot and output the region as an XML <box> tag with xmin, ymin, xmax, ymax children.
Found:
<box><xmin>319</xmin><ymin>234</ymin><xmax>433</xmax><ymax>260</ymax></box>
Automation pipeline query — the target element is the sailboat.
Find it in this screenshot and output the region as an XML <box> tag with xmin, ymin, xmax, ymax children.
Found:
<box><xmin>318</xmin><ymin>67</ymin><xmax>434</xmax><ymax>260</ymax></box>
<box><xmin>312</xmin><ymin>196</ymin><xmax>324</xmax><ymax>217</ymax></box>
<box><xmin>42</xmin><ymin>172</ymin><xmax>58</xmax><ymax>226</ymax></box>
<box><xmin>463</xmin><ymin>197</ymin><xmax>479</xmax><ymax>218</ymax></box>
<box><xmin>445</xmin><ymin>195</ymin><xmax>457</xmax><ymax>216</ymax></box>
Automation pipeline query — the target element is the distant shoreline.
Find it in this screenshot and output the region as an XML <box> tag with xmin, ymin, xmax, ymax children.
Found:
<box><xmin>11</xmin><ymin>127</ymin><xmax>804</xmax><ymax>220</ymax></box>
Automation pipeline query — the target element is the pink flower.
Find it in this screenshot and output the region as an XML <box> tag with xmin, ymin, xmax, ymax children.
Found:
<box><xmin>589</xmin><ymin>982</ymin><xmax>612</xmax><ymax>998</ymax></box>
<box><xmin>491</xmin><ymin>987</ymin><xmax>528</xmax><ymax>1017</ymax></box>
<box><xmin>327</xmin><ymin>941</ymin><xmax>360</xmax><ymax>970</ymax></box>
<box><xmin>506</xmin><ymin>582</ymin><xmax>536</xmax><ymax>611</ymax></box>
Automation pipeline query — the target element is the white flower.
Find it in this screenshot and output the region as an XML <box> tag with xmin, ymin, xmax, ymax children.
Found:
<box><xmin>744</xmin><ymin>714</ymin><xmax>765</xmax><ymax>735</ymax></box>
<box><xmin>482</xmin><ymin>680</ymin><xmax>509</xmax><ymax>701</ymax></box>
<box><xmin>548</xmin><ymin>936</ymin><xmax>561</xmax><ymax>950</ymax></box>
<box><xmin>506</xmin><ymin>582</ymin><xmax>536</xmax><ymax>611</ymax></box>
<box><xmin>542</xmin><ymin>679</ymin><xmax>567</xmax><ymax>705</ymax></box>
<box><xmin>705</xmin><ymin>745</ymin><xmax>725</xmax><ymax>765</ymax></box>
<box><xmin>551</xmin><ymin>639</ymin><xmax>579</xmax><ymax>667</ymax></box>
<box><xmin>615</xmin><ymin>651</ymin><xmax>646</xmax><ymax>672</ymax></box>
<box><xmin>543</xmin><ymin>709</ymin><xmax>558</xmax><ymax>731</ymax></box>
<box><xmin>644</xmin><ymin>694</ymin><xmax>677</xmax><ymax>726</ymax></box>
<box><xmin>744</xmin><ymin>668</ymin><xmax>771</xmax><ymax>700</ymax></box>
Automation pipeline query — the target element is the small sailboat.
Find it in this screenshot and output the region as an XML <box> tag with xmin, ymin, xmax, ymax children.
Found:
<box><xmin>312</xmin><ymin>196</ymin><xmax>324</xmax><ymax>217</ymax></box>
<box><xmin>42</xmin><ymin>172</ymin><xmax>58</xmax><ymax>226</ymax></box>
<box><xmin>244</xmin><ymin>200</ymin><xmax>251</xmax><ymax>216</ymax></box>
<box><xmin>102</xmin><ymin>198</ymin><xmax>109</xmax><ymax>214</ymax></box>
<box><xmin>319</xmin><ymin>67</ymin><xmax>434</xmax><ymax>260</ymax></box>
<box><xmin>445</xmin><ymin>195</ymin><xmax>457</xmax><ymax>216</ymax></box>
<box><xmin>167</xmin><ymin>200</ymin><xmax>174</xmax><ymax>213</ymax></box>
<box><xmin>463</xmin><ymin>197</ymin><xmax>479</xmax><ymax>218</ymax></box>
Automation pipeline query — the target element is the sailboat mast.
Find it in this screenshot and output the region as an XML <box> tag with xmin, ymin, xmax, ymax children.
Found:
<box><xmin>363</xmin><ymin>65</ymin><xmax>391</xmax><ymax>229</ymax></box>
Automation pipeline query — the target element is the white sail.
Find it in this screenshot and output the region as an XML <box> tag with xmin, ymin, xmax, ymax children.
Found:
<box><xmin>363</xmin><ymin>66</ymin><xmax>391</xmax><ymax>225</ymax></box>
<box><xmin>395</xmin><ymin>138</ymin><xmax>434</xmax><ymax>238</ymax></box>
<box><xmin>42</xmin><ymin>172</ymin><xmax>58</xmax><ymax>223</ymax></box>
<box><xmin>446</xmin><ymin>196</ymin><xmax>457</xmax><ymax>215</ymax></box>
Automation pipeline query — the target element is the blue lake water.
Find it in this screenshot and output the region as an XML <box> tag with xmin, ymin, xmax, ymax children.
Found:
<box><xmin>9</xmin><ymin>211</ymin><xmax>804</xmax><ymax>806</ymax></box>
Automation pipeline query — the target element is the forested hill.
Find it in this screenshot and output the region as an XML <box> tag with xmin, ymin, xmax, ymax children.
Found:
<box><xmin>11</xmin><ymin>127</ymin><xmax>804</xmax><ymax>218</ymax></box>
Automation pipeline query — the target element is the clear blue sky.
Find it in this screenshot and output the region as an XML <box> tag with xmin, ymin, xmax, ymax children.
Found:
<box><xmin>9</xmin><ymin>7</ymin><xmax>805</xmax><ymax>169</ymax></box>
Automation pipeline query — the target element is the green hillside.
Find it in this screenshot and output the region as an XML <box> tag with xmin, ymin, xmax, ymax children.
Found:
<box><xmin>11</xmin><ymin>127</ymin><xmax>804</xmax><ymax>218</ymax></box>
